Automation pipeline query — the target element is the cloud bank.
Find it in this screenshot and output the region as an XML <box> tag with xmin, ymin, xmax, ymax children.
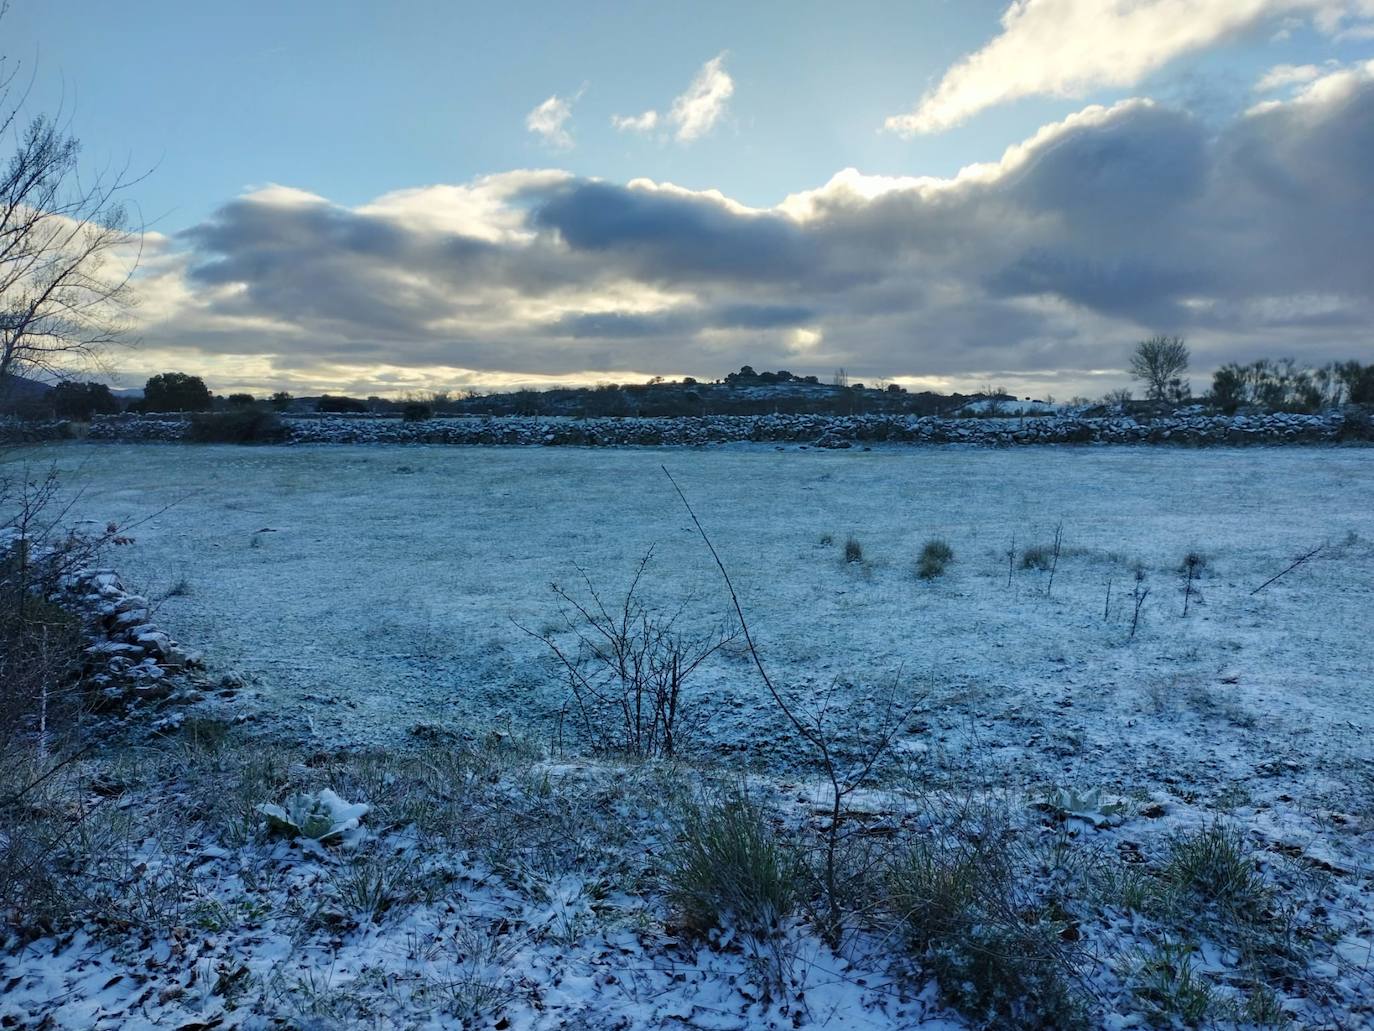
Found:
<box><xmin>885</xmin><ymin>0</ymin><xmax>1374</xmax><ymax>135</ymax></box>
<box><xmin>130</xmin><ymin>63</ymin><xmax>1374</xmax><ymax>397</ymax></box>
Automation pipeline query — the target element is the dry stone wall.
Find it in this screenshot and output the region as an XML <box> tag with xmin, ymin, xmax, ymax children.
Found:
<box><xmin>85</xmin><ymin>408</ymin><xmax>1374</xmax><ymax>448</ymax></box>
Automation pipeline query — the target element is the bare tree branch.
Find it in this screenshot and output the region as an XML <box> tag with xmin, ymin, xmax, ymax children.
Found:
<box><xmin>1</xmin><ymin>22</ymin><xmax>145</xmax><ymax>398</ymax></box>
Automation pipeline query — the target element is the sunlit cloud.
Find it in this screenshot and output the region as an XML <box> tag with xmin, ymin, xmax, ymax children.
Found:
<box><xmin>611</xmin><ymin>53</ymin><xmax>733</xmax><ymax>143</ymax></box>
<box><xmin>1254</xmin><ymin>62</ymin><xmax>1326</xmax><ymax>92</ymax></box>
<box><xmin>525</xmin><ymin>90</ymin><xmax>581</xmax><ymax>149</ymax></box>
<box><xmin>885</xmin><ymin>0</ymin><xmax>1374</xmax><ymax>136</ymax></box>
<box><xmin>611</xmin><ymin>109</ymin><xmax>659</xmax><ymax>133</ymax></box>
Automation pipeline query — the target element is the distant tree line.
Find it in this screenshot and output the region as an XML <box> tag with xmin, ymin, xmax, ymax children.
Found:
<box><xmin>1210</xmin><ymin>358</ymin><xmax>1373</xmax><ymax>413</ymax></box>
<box><xmin>1125</xmin><ymin>336</ymin><xmax>1373</xmax><ymax>413</ymax></box>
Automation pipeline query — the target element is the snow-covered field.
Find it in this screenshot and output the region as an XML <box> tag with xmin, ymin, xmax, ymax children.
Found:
<box><xmin>41</xmin><ymin>443</ymin><xmax>1374</xmax><ymax>766</ymax></box>
<box><xmin>6</xmin><ymin>441</ymin><xmax>1374</xmax><ymax>1028</ymax></box>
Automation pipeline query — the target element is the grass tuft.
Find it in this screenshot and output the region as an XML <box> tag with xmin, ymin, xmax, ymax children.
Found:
<box><xmin>917</xmin><ymin>538</ymin><xmax>954</xmax><ymax>579</ymax></box>
<box><xmin>667</xmin><ymin>793</ymin><xmax>799</xmax><ymax>937</ymax></box>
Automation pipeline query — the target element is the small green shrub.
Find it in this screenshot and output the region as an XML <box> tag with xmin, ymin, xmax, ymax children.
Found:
<box><xmin>667</xmin><ymin>794</ymin><xmax>799</xmax><ymax>936</ymax></box>
<box><xmin>188</xmin><ymin>408</ymin><xmax>287</xmax><ymax>443</ymax></box>
<box><xmin>917</xmin><ymin>538</ymin><xmax>954</xmax><ymax>579</ymax></box>
<box><xmin>843</xmin><ymin>537</ymin><xmax>863</xmax><ymax>564</ymax></box>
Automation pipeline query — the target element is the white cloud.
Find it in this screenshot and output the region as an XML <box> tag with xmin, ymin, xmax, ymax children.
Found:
<box><xmin>611</xmin><ymin>109</ymin><xmax>659</xmax><ymax>133</ymax></box>
<box><xmin>1254</xmin><ymin>62</ymin><xmax>1325</xmax><ymax>92</ymax></box>
<box><xmin>669</xmin><ymin>53</ymin><xmax>734</xmax><ymax>141</ymax></box>
<box><xmin>525</xmin><ymin>92</ymin><xmax>580</xmax><ymax>149</ymax></box>
<box><xmin>613</xmin><ymin>53</ymin><xmax>734</xmax><ymax>143</ymax></box>
<box><xmin>884</xmin><ymin>0</ymin><xmax>1374</xmax><ymax>136</ymax></box>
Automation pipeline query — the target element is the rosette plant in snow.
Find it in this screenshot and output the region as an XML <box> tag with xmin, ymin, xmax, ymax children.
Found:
<box><xmin>256</xmin><ymin>789</ymin><xmax>369</xmax><ymax>845</ymax></box>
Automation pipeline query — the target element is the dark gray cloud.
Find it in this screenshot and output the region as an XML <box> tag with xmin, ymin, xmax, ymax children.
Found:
<box><xmin>141</xmin><ymin>70</ymin><xmax>1374</xmax><ymax>394</ymax></box>
<box><xmin>531</xmin><ymin>180</ymin><xmax>814</xmax><ymax>285</ymax></box>
<box><xmin>551</xmin><ymin>302</ymin><xmax>815</xmax><ymax>339</ymax></box>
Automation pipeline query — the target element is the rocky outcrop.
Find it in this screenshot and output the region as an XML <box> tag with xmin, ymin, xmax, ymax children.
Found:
<box><xmin>86</xmin><ymin>407</ymin><xmax>1374</xmax><ymax>448</ymax></box>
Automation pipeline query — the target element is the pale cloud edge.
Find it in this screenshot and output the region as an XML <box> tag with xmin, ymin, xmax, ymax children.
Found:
<box><xmin>884</xmin><ymin>0</ymin><xmax>1374</xmax><ymax>136</ymax></box>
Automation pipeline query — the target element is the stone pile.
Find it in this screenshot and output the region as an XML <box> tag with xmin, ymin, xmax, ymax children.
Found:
<box><xmin>87</xmin><ymin>407</ymin><xmax>1374</xmax><ymax>448</ymax></box>
<box><xmin>64</xmin><ymin>566</ymin><xmax>208</xmax><ymax>708</ymax></box>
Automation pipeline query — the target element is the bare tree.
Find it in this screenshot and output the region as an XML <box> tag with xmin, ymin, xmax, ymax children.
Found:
<box><xmin>1</xmin><ymin>16</ymin><xmax>143</xmax><ymax>398</ymax></box>
<box><xmin>980</xmin><ymin>383</ymin><xmax>1008</xmax><ymax>416</ymax></box>
<box><xmin>1128</xmin><ymin>336</ymin><xmax>1190</xmax><ymax>402</ymax></box>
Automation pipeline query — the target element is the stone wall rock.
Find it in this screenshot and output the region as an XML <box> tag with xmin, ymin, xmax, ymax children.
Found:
<box><xmin>0</xmin><ymin>417</ymin><xmax>72</xmax><ymax>443</ymax></box>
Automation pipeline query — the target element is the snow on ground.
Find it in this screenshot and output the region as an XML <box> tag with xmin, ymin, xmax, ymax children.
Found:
<box><xmin>5</xmin><ymin>441</ymin><xmax>1374</xmax><ymax>1027</ymax></box>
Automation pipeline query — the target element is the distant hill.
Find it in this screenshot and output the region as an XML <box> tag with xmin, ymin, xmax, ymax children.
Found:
<box><xmin>0</xmin><ymin>373</ymin><xmax>53</xmax><ymax>400</ymax></box>
<box><xmin>0</xmin><ymin>373</ymin><xmax>54</xmax><ymax>415</ymax></box>
<box><xmin>438</xmin><ymin>369</ymin><xmax>974</xmax><ymax>418</ymax></box>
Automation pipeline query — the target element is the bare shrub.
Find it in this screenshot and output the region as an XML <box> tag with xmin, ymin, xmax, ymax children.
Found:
<box><xmin>0</xmin><ymin>461</ymin><xmax>157</xmax><ymax>928</ymax></box>
<box><xmin>520</xmin><ymin>549</ymin><xmax>737</xmax><ymax>758</ymax></box>
<box><xmin>843</xmin><ymin>536</ymin><xmax>863</xmax><ymax>563</ymax></box>
<box><xmin>1180</xmin><ymin>551</ymin><xmax>1206</xmax><ymax>616</ymax></box>
<box><xmin>1129</xmin><ymin>566</ymin><xmax>1149</xmax><ymax>639</ymax></box>
<box><xmin>664</xmin><ymin>467</ymin><xmax>918</xmax><ymax>945</ymax></box>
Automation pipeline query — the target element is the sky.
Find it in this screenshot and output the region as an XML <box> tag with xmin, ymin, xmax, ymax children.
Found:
<box><xmin>5</xmin><ymin>0</ymin><xmax>1374</xmax><ymax>398</ymax></box>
